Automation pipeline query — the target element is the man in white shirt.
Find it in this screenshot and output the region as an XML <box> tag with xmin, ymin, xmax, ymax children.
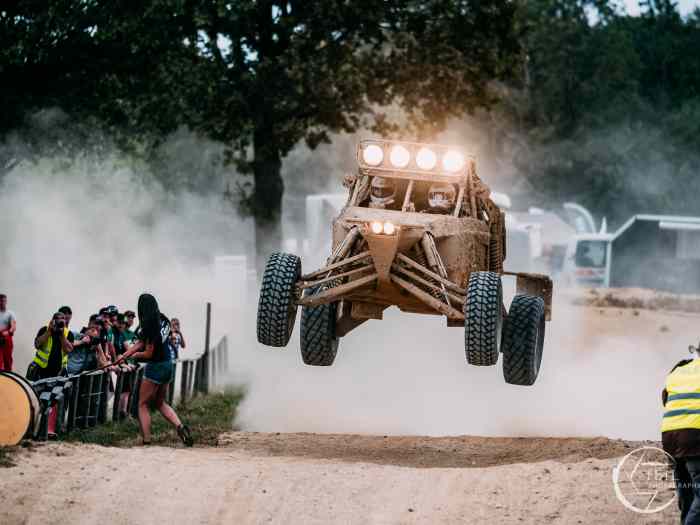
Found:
<box><xmin>0</xmin><ymin>293</ymin><xmax>17</xmax><ymax>371</ymax></box>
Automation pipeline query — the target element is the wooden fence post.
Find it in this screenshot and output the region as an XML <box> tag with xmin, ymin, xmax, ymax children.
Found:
<box><xmin>200</xmin><ymin>302</ymin><xmax>211</xmax><ymax>395</ymax></box>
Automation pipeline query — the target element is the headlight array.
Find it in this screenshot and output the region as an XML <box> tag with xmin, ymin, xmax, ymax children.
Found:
<box><xmin>370</xmin><ymin>221</ymin><xmax>396</xmax><ymax>235</ymax></box>
<box><xmin>359</xmin><ymin>140</ymin><xmax>466</xmax><ymax>174</ymax></box>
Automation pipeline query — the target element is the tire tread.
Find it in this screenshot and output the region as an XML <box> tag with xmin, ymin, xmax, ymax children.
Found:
<box><xmin>256</xmin><ymin>252</ymin><xmax>301</xmax><ymax>347</ymax></box>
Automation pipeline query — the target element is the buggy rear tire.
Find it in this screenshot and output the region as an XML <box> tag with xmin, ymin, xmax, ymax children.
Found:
<box><xmin>502</xmin><ymin>294</ymin><xmax>545</xmax><ymax>386</ymax></box>
<box><xmin>256</xmin><ymin>252</ymin><xmax>301</xmax><ymax>347</ymax></box>
<box><xmin>464</xmin><ymin>271</ymin><xmax>503</xmax><ymax>366</ymax></box>
<box><xmin>300</xmin><ymin>287</ymin><xmax>339</xmax><ymax>366</ymax></box>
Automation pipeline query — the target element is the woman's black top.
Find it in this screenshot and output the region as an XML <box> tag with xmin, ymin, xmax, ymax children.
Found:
<box><xmin>136</xmin><ymin>314</ymin><xmax>171</xmax><ymax>362</ymax></box>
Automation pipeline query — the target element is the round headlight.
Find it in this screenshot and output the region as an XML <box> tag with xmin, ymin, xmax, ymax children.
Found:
<box><xmin>415</xmin><ymin>147</ymin><xmax>437</xmax><ymax>170</ymax></box>
<box><xmin>383</xmin><ymin>222</ymin><xmax>396</xmax><ymax>235</ymax></box>
<box><xmin>370</xmin><ymin>221</ymin><xmax>383</xmax><ymax>234</ymax></box>
<box><xmin>389</xmin><ymin>145</ymin><xmax>410</xmax><ymax>168</ymax></box>
<box><xmin>362</xmin><ymin>144</ymin><xmax>384</xmax><ymax>166</ymax></box>
<box><xmin>442</xmin><ymin>150</ymin><xmax>465</xmax><ymax>173</ymax></box>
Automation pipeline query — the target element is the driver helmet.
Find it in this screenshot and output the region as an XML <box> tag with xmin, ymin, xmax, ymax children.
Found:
<box><xmin>370</xmin><ymin>176</ymin><xmax>395</xmax><ymax>208</ymax></box>
<box><xmin>428</xmin><ymin>183</ymin><xmax>456</xmax><ymax>211</ymax></box>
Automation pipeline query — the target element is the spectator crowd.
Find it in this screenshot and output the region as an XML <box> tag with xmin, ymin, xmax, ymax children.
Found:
<box><xmin>0</xmin><ymin>293</ymin><xmax>188</xmax><ymax>412</ymax></box>
<box><xmin>0</xmin><ymin>292</ymin><xmax>194</xmax><ymax>445</ymax></box>
<box><xmin>21</xmin><ymin>302</ymin><xmax>186</xmax><ymax>380</ymax></box>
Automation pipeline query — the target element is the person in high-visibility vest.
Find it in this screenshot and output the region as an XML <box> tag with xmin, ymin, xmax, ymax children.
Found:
<box><xmin>26</xmin><ymin>311</ymin><xmax>74</xmax><ymax>381</ymax></box>
<box><xmin>662</xmin><ymin>342</ymin><xmax>700</xmax><ymax>525</ymax></box>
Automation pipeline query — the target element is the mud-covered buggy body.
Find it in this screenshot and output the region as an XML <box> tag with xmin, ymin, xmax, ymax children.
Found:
<box><xmin>257</xmin><ymin>139</ymin><xmax>553</xmax><ymax>385</ymax></box>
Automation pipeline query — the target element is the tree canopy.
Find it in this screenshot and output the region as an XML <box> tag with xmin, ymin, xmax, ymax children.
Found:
<box><xmin>2</xmin><ymin>0</ymin><xmax>700</xmax><ymax>238</ymax></box>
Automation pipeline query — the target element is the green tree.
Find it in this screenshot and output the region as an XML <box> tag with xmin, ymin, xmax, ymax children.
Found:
<box><xmin>2</xmin><ymin>1</ymin><xmax>524</xmax><ymax>266</ymax></box>
<box><xmin>191</xmin><ymin>0</ymin><xmax>523</xmax><ymax>265</ymax></box>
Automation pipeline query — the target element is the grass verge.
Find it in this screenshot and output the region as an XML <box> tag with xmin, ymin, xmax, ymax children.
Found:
<box><xmin>65</xmin><ymin>388</ymin><xmax>244</xmax><ymax>447</ymax></box>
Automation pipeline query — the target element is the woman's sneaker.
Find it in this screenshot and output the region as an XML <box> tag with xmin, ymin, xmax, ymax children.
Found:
<box><xmin>177</xmin><ymin>424</ymin><xmax>194</xmax><ymax>447</ymax></box>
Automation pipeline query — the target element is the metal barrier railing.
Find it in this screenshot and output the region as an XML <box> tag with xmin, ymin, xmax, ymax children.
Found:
<box><xmin>27</xmin><ymin>333</ymin><xmax>229</xmax><ymax>441</ymax></box>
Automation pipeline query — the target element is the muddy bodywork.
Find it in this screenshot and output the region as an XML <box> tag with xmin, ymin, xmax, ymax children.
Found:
<box><xmin>296</xmin><ymin>140</ymin><xmax>553</xmax><ymax>338</ymax></box>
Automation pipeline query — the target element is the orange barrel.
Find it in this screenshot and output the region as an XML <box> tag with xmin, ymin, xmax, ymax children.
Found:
<box><xmin>0</xmin><ymin>371</ymin><xmax>41</xmax><ymax>446</ymax></box>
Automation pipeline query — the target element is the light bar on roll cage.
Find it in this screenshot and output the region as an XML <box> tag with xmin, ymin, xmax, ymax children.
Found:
<box><xmin>357</xmin><ymin>139</ymin><xmax>469</xmax><ymax>177</ymax></box>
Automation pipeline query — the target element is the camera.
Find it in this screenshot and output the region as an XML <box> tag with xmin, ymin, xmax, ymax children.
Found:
<box><xmin>54</xmin><ymin>319</ymin><xmax>65</xmax><ymax>331</ymax></box>
<box><xmin>90</xmin><ymin>336</ymin><xmax>102</xmax><ymax>347</ymax></box>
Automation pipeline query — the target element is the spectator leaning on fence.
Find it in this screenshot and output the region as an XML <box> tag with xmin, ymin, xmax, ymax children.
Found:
<box><xmin>113</xmin><ymin>313</ymin><xmax>129</xmax><ymax>356</ymax></box>
<box><xmin>67</xmin><ymin>324</ymin><xmax>103</xmax><ymax>375</ymax></box>
<box><xmin>121</xmin><ymin>293</ymin><xmax>193</xmax><ymax>446</ymax></box>
<box><xmin>169</xmin><ymin>317</ymin><xmax>186</xmax><ymax>359</ymax></box>
<box><xmin>27</xmin><ymin>311</ymin><xmax>74</xmax><ymax>381</ymax></box>
<box><xmin>0</xmin><ymin>293</ymin><xmax>17</xmax><ymax>372</ymax></box>
<box><xmin>98</xmin><ymin>307</ymin><xmax>117</xmax><ymax>361</ymax></box>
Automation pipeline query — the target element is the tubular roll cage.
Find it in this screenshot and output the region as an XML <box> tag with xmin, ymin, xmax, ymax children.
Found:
<box><xmin>355</xmin><ymin>139</ymin><xmax>479</xmax><ymax>218</ymax></box>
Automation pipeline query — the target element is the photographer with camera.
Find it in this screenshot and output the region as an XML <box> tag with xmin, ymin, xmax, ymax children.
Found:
<box><xmin>27</xmin><ymin>311</ymin><xmax>74</xmax><ymax>381</ymax></box>
<box><xmin>0</xmin><ymin>293</ymin><xmax>16</xmax><ymax>372</ymax></box>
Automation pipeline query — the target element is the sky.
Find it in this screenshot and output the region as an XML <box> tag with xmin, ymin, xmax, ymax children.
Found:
<box><xmin>624</xmin><ymin>0</ymin><xmax>698</xmax><ymax>16</ymax></box>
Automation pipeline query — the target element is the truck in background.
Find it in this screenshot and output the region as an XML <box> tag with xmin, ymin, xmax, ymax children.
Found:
<box><xmin>563</xmin><ymin>215</ymin><xmax>700</xmax><ymax>293</ymax></box>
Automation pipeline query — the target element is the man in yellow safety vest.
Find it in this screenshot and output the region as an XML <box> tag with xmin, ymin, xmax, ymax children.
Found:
<box><xmin>26</xmin><ymin>311</ymin><xmax>74</xmax><ymax>381</ymax></box>
<box><xmin>662</xmin><ymin>342</ymin><xmax>700</xmax><ymax>525</ymax></box>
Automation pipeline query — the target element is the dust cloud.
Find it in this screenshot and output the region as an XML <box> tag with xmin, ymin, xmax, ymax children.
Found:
<box><xmin>231</xmin><ymin>120</ymin><xmax>695</xmax><ymax>442</ymax></box>
<box><xmin>0</xmin><ymin>127</ymin><xmax>249</xmax><ymax>372</ymax></box>
<box><xmin>1</xmin><ymin>115</ymin><xmax>691</xmax><ymax>442</ymax></box>
<box><xmin>231</xmin><ymin>281</ymin><xmax>692</xmax><ymax>442</ymax></box>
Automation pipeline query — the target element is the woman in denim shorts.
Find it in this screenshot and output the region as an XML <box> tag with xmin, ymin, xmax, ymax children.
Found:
<box><xmin>122</xmin><ymin>293</ymin><xmax>193</xmax><ymax>446</ymax></box>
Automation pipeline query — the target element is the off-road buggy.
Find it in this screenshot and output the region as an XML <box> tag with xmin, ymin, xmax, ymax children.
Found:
<box><xmin>257</xmin><ymin>139</ymin><xmax>553</xmax><ymax>385</ymax></box>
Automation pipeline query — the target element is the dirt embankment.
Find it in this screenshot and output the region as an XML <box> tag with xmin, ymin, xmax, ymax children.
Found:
<box><xmin>568</xmin><ymin>287</ymin><xmax>700</xmax><ymax>314</ymax></box>
<box><xmin>218</xmin><ymin>432</ymin><xmax>644</xmax><ymax>468</ymax></box>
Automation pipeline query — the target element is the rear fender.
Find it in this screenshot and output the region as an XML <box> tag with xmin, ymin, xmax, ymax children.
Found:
<box><xmin>505</xmin><ymin>272</ymin><xmax>553</xmax><ymax>321</ymax></box>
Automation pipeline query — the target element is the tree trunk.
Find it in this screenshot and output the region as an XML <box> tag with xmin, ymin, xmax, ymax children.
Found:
<box><xmin>252</xmin><ymin>125</ymin><xmax>284</xmax><ymax>274</ymax></box>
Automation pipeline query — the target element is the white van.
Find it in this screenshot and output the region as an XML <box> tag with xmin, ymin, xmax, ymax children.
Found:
<box><xmin>563</xmin><ymin>233</ymin><xmax>613</xmax><ymax>287</ymax></box>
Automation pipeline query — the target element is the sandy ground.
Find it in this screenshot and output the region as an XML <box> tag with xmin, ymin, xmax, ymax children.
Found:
<box><xmin>0</xmin><ymin>434</ymin><xmax>677</xmax><ymax>525</ymax></box>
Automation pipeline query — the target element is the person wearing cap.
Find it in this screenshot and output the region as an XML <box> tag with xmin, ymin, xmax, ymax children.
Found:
<box><xmin>123</xmin><ymin>310</ymin><xmax>137</xmax><ymax>343</ymax></box>
<box><xmin>662</xmin><ymin>342</ymin><xmax>700</xmax><ymax>525</ymax></box>
<box><xmin>58</xmin><ymin>305</ymin><xmax>80</xmax><ymax>341</ymax></box>
<box><xmin>98</xmin><ymin>306</ymin><xmax>117</xmax><ymax>361</ymax></box>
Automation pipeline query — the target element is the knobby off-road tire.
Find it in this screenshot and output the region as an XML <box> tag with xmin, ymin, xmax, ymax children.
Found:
<box><xmin>464</xmin><ymin>271</ymin><xmax>503</xmax><ymax>366</ymax></box>
<box><xmin>300</xmin><ymin>287</ymin><xmax>339</xmax><ymax>366</ymax></box>
<box><xmin>502</xmin><ymin>294</ymin><xmax>545</xmax><ymax>386</ymax></box>
<box><xmin>257</xmin><ymin>252</ymin><xmax>301</xmax><ymax>347</ymax></box>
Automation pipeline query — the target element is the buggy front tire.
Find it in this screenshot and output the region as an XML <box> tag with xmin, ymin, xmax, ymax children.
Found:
<box><xmin>464</xmin><ymin>271</ymin><xmax>503</xmax><ymax>366</ymax></box>
<box><xmin>256</xmin><ymin>252</ymin><xmax>301</xmax><ymax>347</ymax></box>
<box><xmin>502</xmin><ymin>294</ymin><xmax>545</xmax><ymax>386</ymax></box>
<box><xmin>300</xmin><ymin>287</ymin><xmax>339</xmax><ymax>366</ymax></box>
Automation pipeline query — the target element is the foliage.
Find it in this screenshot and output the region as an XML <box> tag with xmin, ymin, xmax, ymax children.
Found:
<box><xmin>504</xmin><ymin>0</ymin><xmax>700</xmax><ymax>226</ymax></box>
<box><xmin>3</xmin><ymin>0</ymin><xmax>700</xmax><ymax>232</ymax></box>
<box><xmin>0</xmin><ymin>0</ymin><xmax>523</xmax><ymax>262</ymax></box>
<box><xmin>65</xmin><ymin>388</ymin><xmax>244</xmax><ymax>447</ymax></box>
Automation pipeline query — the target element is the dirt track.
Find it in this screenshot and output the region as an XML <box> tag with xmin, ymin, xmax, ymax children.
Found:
<box><xmin>1</xmin><ymin>300</ymin><xmax>693</xmax><ymax>524</ymax></box>
<box><xmin>0</xmin><ymin>433</ymin><xmax>676</xmax><ymax>525</ymax></box>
